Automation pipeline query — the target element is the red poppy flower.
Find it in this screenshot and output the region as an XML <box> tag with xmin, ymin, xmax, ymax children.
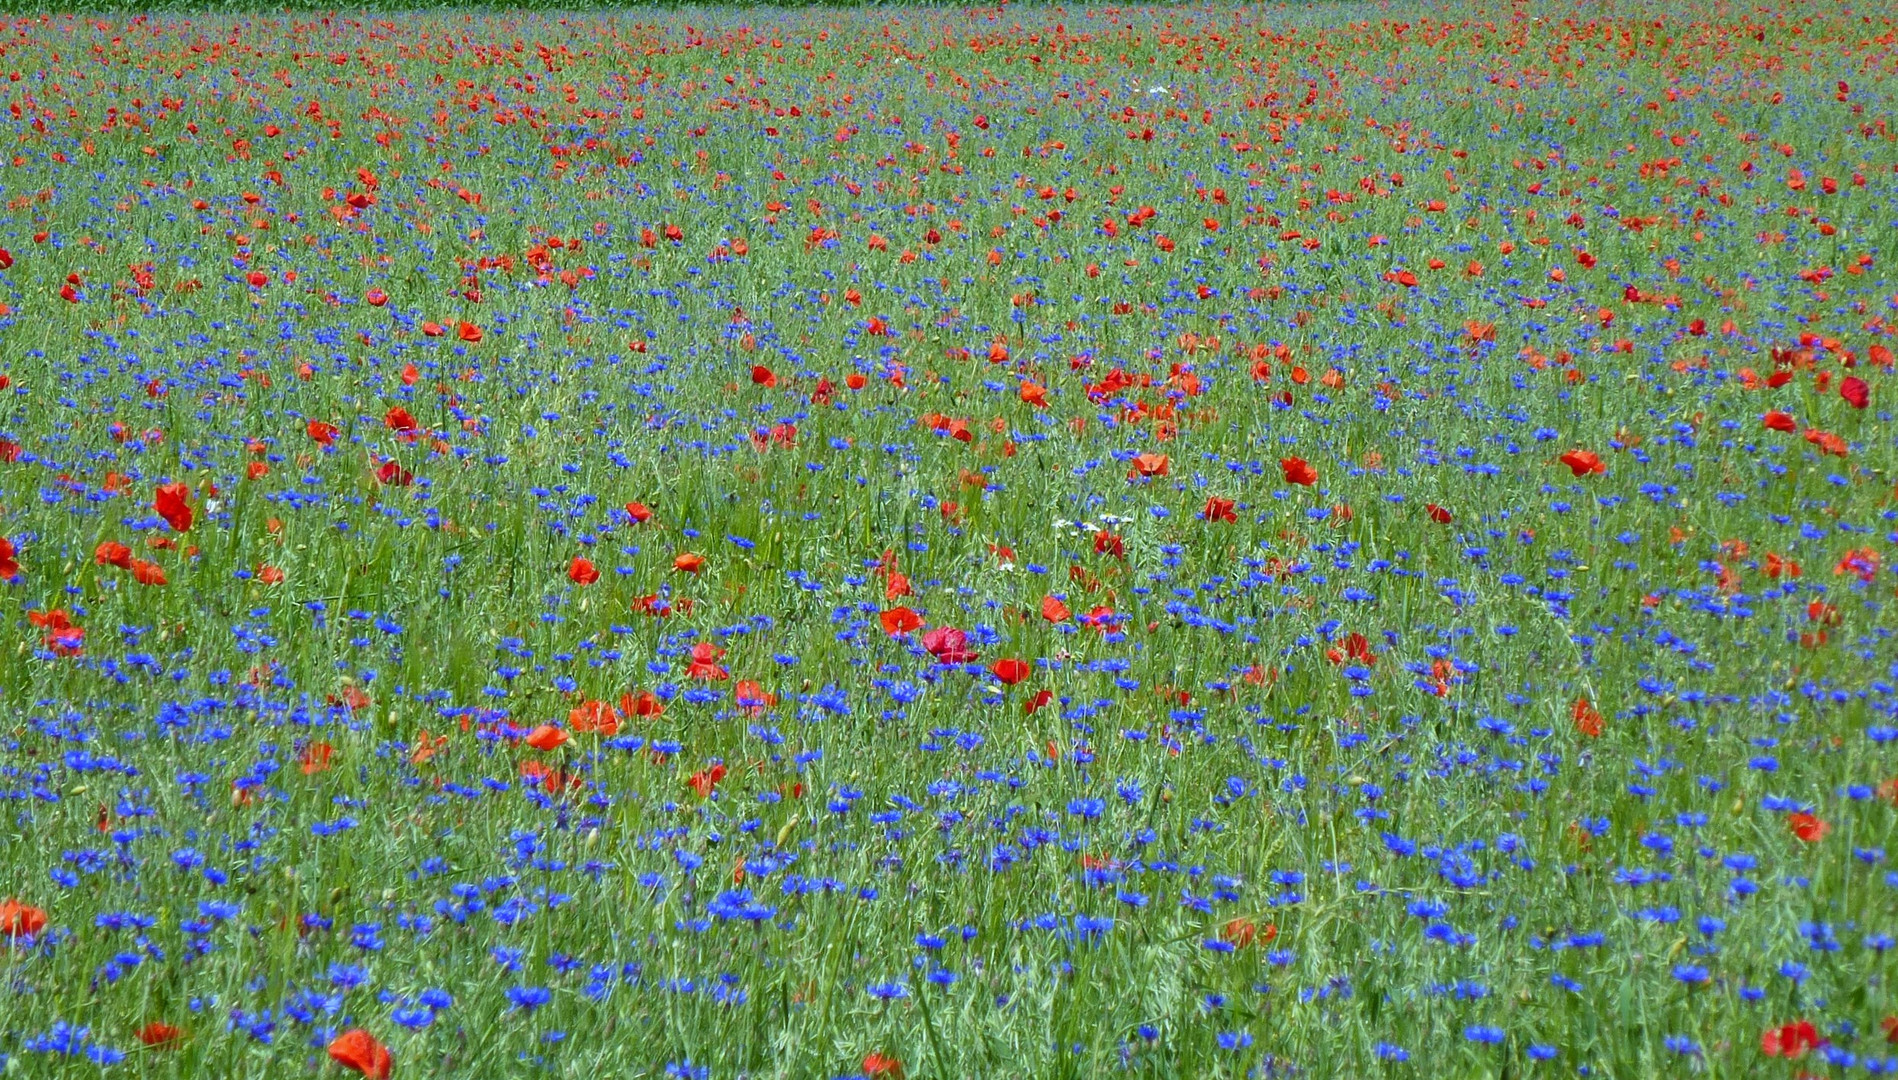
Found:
<box><xmin>1762</xmin><ymin>411</ymin><xmax>1797</xmax><ymax>433</ymax></box>
<box><xmin>568</xmin><ymin>557</ymin><xmax>599</xmax><ymax>585</ymax></box>
<box><xmin>735</xmin><ymin>680</ymin><xmax>777</xmax><ymax>710</ymax></box>
<box><xmin>1201</xmin><ymin>496</ymin><xmax>1237</xmax><ymax>523</ymax></box>
<box><xmin>1840</xmin><ymin>375</ymin><xmax>1870</xmax><ymax>409</ymax></box>
<box><xmin>688</xmin><ymin>762</ymin><xmax>726</xmax><ymax>797</ymax></box>
<box><xmin>1220</xmin><ymin>917</ymin><xmax>1276</xmax><ymax>948</ymax></box>
<box><xmin>687</xmin><ymin>642</ymin><xmax>729</xmax><ymax>681</ymax></box>
<box><xmin>136</xmin><ymin>1022</ymin><xmax>181</xmax><ymax>1048</ymax></box>
<box><xmin>1804</xmin><ymin>428</ymin><xmax>1850</xmax><ymax>457</ymax></box>
<box><xmin>921</xmin><ymin>626</ymin><xmax>976</xmax><ymax>665</ymax></box>
<box><xmin>1425</xmin><ymin>504</ymin><xmax>1454</xmax><ymax>524</ymax></box>
<box><xmin>569</xmin><ymin>700</ymin><xmax>621</xmax><ymax>735</ymax></box>
<box><xmin>673</xmin><ymin>552</ymin><xmax>704</xmax><ymax>574</ymax></box>
<box><xmin>751</xmin><ymin>364</ymin><xmax>777</xmax><ymax>388</ymax></box>
<box><xmin>879</xmin><ymin>607</ymin><xmax>923</xmax><ymax>635</ymax></box>
<box><xmin>1788</xmin><ymin>812</ymin><xmax>1829</xmax><ymax>843</ymax></box>
<box><xmin>1760</xmin><ymin>1019</ymin><xmax>1825</xmax><ymax>1059</ymax></box>
<box><xmin>989</xmin><ymin>658</ymin><xmax>1032</xmax><ymax>685</ymax></box>
<box><xmin>1128</xmin><ymin>452</ymin><xmax>1169</xmax><ymax>479</ymax></box>
<box><xmin>457</xmin><ymin>321</ymin><xmax>483</xmax><ymax>343</ymax></box>
<box><xmin>625</xmin><ymin>501</ymin><xmax>654</xmax><ymax>523</ymax></box>
<box><xmin>884</xmin><ymin>572</ymin><xmax>912</xmax><ymax>600</ymax></box>
<box><xmin>94</xmin><ymin>541</ymin><xmax>133</xmax><ymax>570</ymax></box>
<box><xmin>621</xmin><ymin>691</ymin><xmax>665</xmax><ymax>719</ymax></box>
<box><xmin>0</xmin><ymin>536</ymin><xmax>17</xmax><ymax>581</ymax></box>
<box><xmin>1572</xmin><ymin>698</ymin><xmax>1603</xmax><ymax>738</ymax></box>
<box><xmin>1041</xmin><ymin>595</ymin><xmax>1072</xmax><ymax>623</ymax></box>
<box><xmin>1835</xmin><ymin>547</ymin><xmax>1881</xmax><ymax>583</ymax></box>
<box><xmin>327</xmin><ymin>1029</ymin><xmax>392</xmax><ymax>1080</ymax></box>
<box><xmin>863</xmin><ymin>1053</ymin><xmax>904</xmax><ymax>1079</ymax></box>
<box><xmin>1280</xmin><ymin>456</ymin><xmax>1317</xmax><ymax>486</ymax></box>
<box><xmin>0</xmin><ymin>898</ymin><xmax>47</xmax><ymax>938</ymax></box>
<box><xmin>1558</xmin><ymin>449</ymin><xmax>1606</xmax><ymax>476</ymax></box>
<box><xmin>153</xmin><ymin>483</ymin><xmax>193</xmax><ymax>532</ymax></box>
<box><xmin>524</xmin><ymin>725</ymin><xmax>569</xmax><ymax>752</ymax></box>
<box><xmin>299</xmin><ymin>741</ymin><xmax>333</xmax><ymax>775</ymax></box>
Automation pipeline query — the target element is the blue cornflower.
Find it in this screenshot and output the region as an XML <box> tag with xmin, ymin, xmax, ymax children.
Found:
<box><xmin>506</xmin><ymin>985</ymin><xmax>552</xmax><ymax>1012</ymax></box>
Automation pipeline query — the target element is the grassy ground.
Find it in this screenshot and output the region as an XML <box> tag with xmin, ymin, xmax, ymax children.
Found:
<box><xmin>1</xmin><ymin>3</ymin><xmax>1896</xmax><ymax>1076</ymax></box>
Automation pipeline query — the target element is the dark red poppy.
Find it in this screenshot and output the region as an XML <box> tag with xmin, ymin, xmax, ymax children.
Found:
<box><xmin>922</xmin><ymin>626</ymin><xmax>976</xmax><ymax>664</ymax></box>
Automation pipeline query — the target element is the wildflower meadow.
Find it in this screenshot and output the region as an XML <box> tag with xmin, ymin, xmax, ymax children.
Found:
<box><xmin>2</xmin><ymin>3</ymin><xmax>1897</xmax><ymax>1077</ymax></box>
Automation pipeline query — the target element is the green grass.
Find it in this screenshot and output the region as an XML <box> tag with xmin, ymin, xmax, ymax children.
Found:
<box><xmin>1</xmin><ymin>3</ymin><xmax>1896</xmax><ymax>1077</ymax></box>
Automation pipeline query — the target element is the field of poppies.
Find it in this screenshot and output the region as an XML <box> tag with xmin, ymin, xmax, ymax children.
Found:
<box><xmin>2</xmin><ymin>3</ymin><xmax>1896</xmax><ymax>1077</ymax></box>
